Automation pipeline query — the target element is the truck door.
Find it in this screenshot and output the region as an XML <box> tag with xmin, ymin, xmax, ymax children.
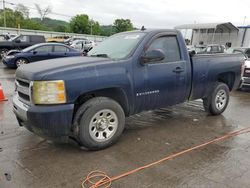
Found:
<box><xmin>135</xmin><ymin>34</ymin><xmax>189</xmax><ymax>111</ymax></box>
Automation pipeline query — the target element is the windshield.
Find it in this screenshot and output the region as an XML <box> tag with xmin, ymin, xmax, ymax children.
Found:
<box><xmin>22</xmin><ymin>44</ymin><xmax>41</xmax><ymax>52</ymax></box>
<box><xmin>88</xmin><ymin>32</ymin><xmax>146</xmax><ymax>59</ymax></box>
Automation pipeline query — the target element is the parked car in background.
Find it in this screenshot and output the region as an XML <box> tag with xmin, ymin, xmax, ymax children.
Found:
<box><xmin>64</xmin><ymin>36</ymin><xmax>88</xmax><ymax>45</ymax></box>
<box><xmin>0</xmin><ymin>34</ymin><xmax>45</xmax><ymax>58</ymax></box>
<box><xmin>197</xmin><ymin>44</ymin><xmax>225</xmax><ymax>54</ymax></box>
<box><xmin>239</xmin><ymin>59</ymin><xmax>250</xmax><ymax>88</ymax></box>
<box><xmin>0</xmin><ymin>33</ymin><xmax>16</xmax><ymax>41</ymax></box>
<box><xmin>46</xmin><ymin>36</ymin><xmax>70</xmax><ymax>43</ymax></box>
<box><xmin>2</xmin><ymin>43</ymin><xmax>82</xmax><ymax>68</ymax></box>
<box><xmin>70</xmin><ymin>39</ymin><xmax>96</xmax><ymax>52</ymax></box>
<box><xmin>226</xmin><ymin>47</ymin><xmax>250</xmax><ymax>58</ymax></box>
<box><xmin>187</xmin><ymin>44</ymin><xmax>206</xmax><ymax>54</ymax></box>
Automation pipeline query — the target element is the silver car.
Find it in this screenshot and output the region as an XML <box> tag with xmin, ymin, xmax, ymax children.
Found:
<box><xmin>70</xmin><ymin>39</ymin><xmax>96</xmax><ymax>52</ymax></box>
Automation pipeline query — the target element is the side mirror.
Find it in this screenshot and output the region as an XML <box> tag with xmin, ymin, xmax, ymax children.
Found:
<box><xmin>33</xmin><ymin>51</ymin><xmax>37</xmax><ymax>54</ymax></box>
<box><xmin>15</xmin><ymin>39</ymin><xmax>21</xmax><ymax>43</ymax></box>
<box><xmin>141</xmin><ymin>49</ymin><xmax>165</xmax><ymax>64</ymax></box>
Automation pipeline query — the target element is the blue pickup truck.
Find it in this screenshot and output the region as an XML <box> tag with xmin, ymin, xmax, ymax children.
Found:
<box><xmin>13</xmin><ymin>29</ymin><xmax>244</xmax><ymax>150</ymax></box>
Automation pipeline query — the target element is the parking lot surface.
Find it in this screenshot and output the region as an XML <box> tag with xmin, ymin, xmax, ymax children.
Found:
<box><xmin>0</xmin><ymin>64</ymin><xmax>250</xmax><ymax>188</ymax></box>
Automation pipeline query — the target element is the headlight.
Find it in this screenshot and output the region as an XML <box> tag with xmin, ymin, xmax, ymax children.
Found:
<box><xmin>32</xmin><ymin>80</ymin><xmax>66</xmax><ymax>104</ymax></box>
<box><xmin>5</xmin><ymin>55</ymin><xmax>15</xmax><ymax>59</ymax></box>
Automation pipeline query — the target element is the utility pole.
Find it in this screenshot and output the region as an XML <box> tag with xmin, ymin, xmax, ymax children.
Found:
<box><xmin>243</xmin><ymin>16</ymin><xmax>247</xmax><ymax>26</ymax></box>
<box><xmin>90</xmin><ymin>19</ymin><xmax>93</xmax><ymax>35</ymax></box>
<box><xmin>3</xmin><ymin>0</ymin><xmax>6</xmax><ymax>27</ymax></box>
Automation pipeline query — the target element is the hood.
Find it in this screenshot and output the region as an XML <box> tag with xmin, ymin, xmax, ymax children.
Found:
<box><xmin>7</xmin><ymin>49</ymin><xmax>21</xmax><ymax>56</ymax></box>
<box><xmin>16</xmin><ymin>56</ymin><xmax>112</xmax><ymax>80</ymax></box>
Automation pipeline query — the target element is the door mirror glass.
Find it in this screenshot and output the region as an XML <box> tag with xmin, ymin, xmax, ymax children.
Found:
<box><xmin>141</xmin><ymin>49</ymin><xmax>165</xmax><ymax>63</ymax></box>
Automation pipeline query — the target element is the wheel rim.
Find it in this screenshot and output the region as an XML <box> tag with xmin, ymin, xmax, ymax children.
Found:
<box><xmin>16</xmin><ymin>59</ymin><xmax>27</xmax><ymax>67</ymax></box>
<box><xmin>1</xmin><ymin>49</ymin><xmax>8</xmax><ymax>58</ymax></box>
<box><xmin>215</xmin><ymin>89</ymin><xmax>227</xmax><ymax>110</ymax></box>
<box><xmin>89</xmin><ymin>109</ymin><xmax>118</xmax><ymax>142</ymax></box>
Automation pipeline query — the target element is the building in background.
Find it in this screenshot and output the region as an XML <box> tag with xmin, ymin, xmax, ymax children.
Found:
<box><xmin>175</xmin><ymin>22</ymin><xmax>250</xmax><ymax>48</ymax></box>
<box><xmin>238</xmin><ymin>26</ymin><xmax>250</xmax><ymax>47</ymax></box>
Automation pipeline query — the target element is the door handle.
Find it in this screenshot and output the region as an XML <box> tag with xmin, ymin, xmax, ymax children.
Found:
<box><xmin>173</xmin><ymin>67</ymin><xmax>184</xmax><ymax>73</ymax></box>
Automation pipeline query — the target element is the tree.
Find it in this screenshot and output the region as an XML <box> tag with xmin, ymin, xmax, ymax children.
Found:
<box><xmin>55</xmin><ymin>25</ymin><xmax>68</xmax><ymax>32</ymax></box>
<box><xmin>0</xmin><ymin>8</ymin><xmax>24</xmax><ymax>28</ymax></box>
<box><xmin>15</xmin><ymin>4</ymin><xmax>29</xmax><ymax>19</ymax></box>
<box><xmin>113</xmin><ymin>19</ymin><xmax>133</xmax><ymax>33</ymax></box>
<box><xmin>89</xmin><ymin>20</ymin><xmax>101</xmax><ymax>35</ymax></box>
<box><xmin>100</xmin><ymin>25</ymin><xmax>115</xmax><ymax>36</ymax></box>
<box><xmin>20</xmin><ymin>19</ymin><xmax>45</xmax><ymax>30</ymax></box>
<box><xmin>70</xmin><ymin>14</ymin><xmax>89</xmax><ymax>34</ymax></box>
<box><xmin>34</xmin><ymin>4</ymin><xmax>52</xmax><ymax>21</ymax></box>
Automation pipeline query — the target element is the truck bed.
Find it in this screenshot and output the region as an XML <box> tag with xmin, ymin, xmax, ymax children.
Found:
<box><xmin>190</xmin><ymin>53</ymin><xmax>243</xmax><ymax>100</ymax></box>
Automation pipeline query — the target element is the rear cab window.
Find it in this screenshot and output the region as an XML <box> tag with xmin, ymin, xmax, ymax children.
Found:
<box><xmin>30</xmin><ymin>35</ymin><xmax>45</xmax><ymax>42</ymax></box>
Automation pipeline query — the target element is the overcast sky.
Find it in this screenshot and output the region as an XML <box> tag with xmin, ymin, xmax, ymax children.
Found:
<box><xmin>12</xmin><ymin>0</ymin><xmax>250</xmax><ymax>28</ymax></box>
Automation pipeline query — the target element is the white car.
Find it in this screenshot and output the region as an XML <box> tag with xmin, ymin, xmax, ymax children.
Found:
<box><xmin>70</xmin><ymin>39</ymin><xmax>96</xmax><ymax>52</ymax></box>
<box><xmin>240</xmin><ymin>60</ymin><xmax>250</xmax><ymax>88</ymax></box>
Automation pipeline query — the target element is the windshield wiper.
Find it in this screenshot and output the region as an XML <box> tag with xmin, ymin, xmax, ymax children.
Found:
<box><xmin>90</xmin><ymin>54</ymin><xmax>109</xmax><ymax>58</ymax></box>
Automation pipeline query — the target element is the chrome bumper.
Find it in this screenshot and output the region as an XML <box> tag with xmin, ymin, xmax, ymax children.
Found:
<box><xmin>13</xmin><ymin>93</ymin><xmax>28</xmax><ymax>121</ymax></box>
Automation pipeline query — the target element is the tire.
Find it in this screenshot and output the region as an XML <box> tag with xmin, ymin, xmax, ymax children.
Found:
<box><xmin>73</xmin><ymin>97</ymin><xmax>125</xmax><ymax>150</ymax></box>
<box><xmin>15</xmin><ymin>58</ymin><xmax>28</xmax><ymax>67</ymax></box>
<box><xmin>203</xmin><ymin>82</ymin><xmax>230</xmax><ymax>115</ymax></box>
<box><xmin>0</xmin><ymin>48</ymin><xmax>9</xmax><ymax>59</ymax></box>
<box><xmin>237</xmin><ymin>80</ymin><xmax>243</xmax><ymax>91</ymax></box>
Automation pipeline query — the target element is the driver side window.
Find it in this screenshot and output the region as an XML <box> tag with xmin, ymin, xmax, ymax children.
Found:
<box><xmin>147</xmin><ymin>36</ymin><xmax>181</xmax><ymax>62</ymax></box>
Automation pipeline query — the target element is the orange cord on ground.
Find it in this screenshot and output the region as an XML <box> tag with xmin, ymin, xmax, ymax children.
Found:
<box><xmin>81</xmin><ymin>171</ymin><xmax>111</xmax><ymax>188</ymax></box>
<box><xmin>81</xmin><ymin>126</ymin><xmax>250</xmax><ymax>188</ymax></box>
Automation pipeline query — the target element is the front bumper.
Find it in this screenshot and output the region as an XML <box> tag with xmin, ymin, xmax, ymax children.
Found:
<box><xmin>2</xmin><ymin>58</ymin><xmax>16</xmax><ymax>68</ymax></box>
<box><xmin>13</xmin><ymin>93</ymin><xmax>74</xmax><ymax>141</ymax></box>
<box><xmin>241</xmin><ymin>77</ymin><xmax>250</xmax><ymax>87</ymax></box>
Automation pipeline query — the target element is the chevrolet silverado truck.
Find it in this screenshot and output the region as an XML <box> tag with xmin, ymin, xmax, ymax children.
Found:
<box><xmin>13</xmin><ymin>29</ymin><xmax>244</xmax><ymax>150</ymax></box>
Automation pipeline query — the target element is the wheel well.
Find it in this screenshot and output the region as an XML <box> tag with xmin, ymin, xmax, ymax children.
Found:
<box><xmin>16</xmin><ymin>57</ymin><xmax>29</xmax><ymax>63</ymax></box>
<box><xmin>73</xmin><ymin>88</ymin><xmax>130</xmax><ymax>117</ymax></box>
<box><xmin>217</xmin><ymin>72</ymin><xmax>235</xmax><ymax>91</ymax></box>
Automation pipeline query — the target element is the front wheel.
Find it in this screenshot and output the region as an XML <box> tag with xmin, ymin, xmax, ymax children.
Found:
<box><xmin>203</xmin><ymin>82</ymin><xmax>230</xmax><ymax>115</ymax></box>
<box><xmin>73</xmin><ymin>97</ymin><xmax>125</xmax><ymax>150</ymax></box>
<box><xmin>16</xmin><ymin>58</ymin><xmax>28</xmax><ymax>67</ymax></box>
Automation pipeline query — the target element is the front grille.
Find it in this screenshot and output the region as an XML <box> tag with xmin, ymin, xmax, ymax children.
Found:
<box><xmin>244</xmin><ymin>68</ymin><xmax>250</xmax><ymax>77</ymax></box>
<box><xmin>16</xmin><ymin>79</ymin><xmax>31</xmax><ymax>105</ymax></box>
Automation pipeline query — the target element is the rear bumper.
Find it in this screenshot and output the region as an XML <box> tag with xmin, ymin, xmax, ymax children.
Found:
<box><xmin>13</xmin><ymin>93</ymin><xmax>74</xmax><ymax>141</ymax></box>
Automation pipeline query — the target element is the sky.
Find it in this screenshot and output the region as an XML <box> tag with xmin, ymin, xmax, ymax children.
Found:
<box><xmin>10</xmin><ymin>0</ymin><xmax>250</xmax><ymax>28</ymax></box>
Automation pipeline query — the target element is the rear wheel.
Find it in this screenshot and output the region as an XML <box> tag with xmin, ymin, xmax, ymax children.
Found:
<box><xmin>203</xmin><ymin>82</ymin><xmax>230</xmax><ymax>115</ymax></box>
<box><xmin>16</xmin><ymin>58</ymin><xmax>28</xmax><ymax>67</ymax></box>
<box><xmin>73</xmin><ymin>97</ymin><xmax>125</xmax><ymax>150</ymax></box>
